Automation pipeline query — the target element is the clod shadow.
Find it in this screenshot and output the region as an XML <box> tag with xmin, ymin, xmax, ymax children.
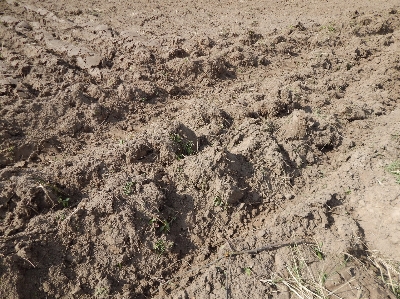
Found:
<box><xmin>157</xmin><ymin>190</ymin><xmax>196</xmax><ymax>259</ymax></box>
<box><xmin>6</xmin><ymin>233</ymin><xmax>67</xmax><ymax>299</ymax></box>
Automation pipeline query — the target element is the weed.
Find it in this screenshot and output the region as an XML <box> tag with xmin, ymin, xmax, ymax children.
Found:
<box><xmin>320</xmin><ymin>272</ymin><xmax>328</xmax><ymax>284</ymax></box>
<box><xmin>159</xmin><ymin>217</ymin><xmax>175</xmax><ymax>234</ymax></box>
<box><xmin>327</xmin><ymin>25</ymin><xmax>336</xmax><ymax>32</ymax></box>
<box><xmin>123</xmin><ymin>181</ymin><xmax>136</xmax><ymax>195</ymax></box>
<box><xmin>57</xmin><ymin>213</ymin><xmax>67</xmax><ymax>221</ymax></box>
<box><xmin>313</xmin><ymin>242</ymin><xmax>325</xmax><ymax>260</ymax></box>
<box><xmin>170</xmin><ymin>133</ymin><xmax>183</xmax><ymax>144</ymax></box>
<box><xmin>183</xmin><ymin>140</ymin><xmax>194</xmax><ymax>156</ymax></box>
<box><xmin>170</xmin><ymin>133</ymin><xmax>195</xmax><ymax>159</ymax></box>
<box><xmin>7</xmin><ymin>146</ymin><xmax>15</xmax><ymax>153</ymax></box>
<box><xmin>341</xmin><ymin>253</ymin><xmax>351</xmax><ymax>267</ymax></box>
<box><xmin>321</xmin><ymin>24</ymin><xmax>336</xmax><ymax>32</ymax></box>
<box><xmin>213</xmin><ymin>195</ymin><xmax>226</xmax><ymax>208</ymax></box>
<box><xmin>386</xmin><ymin>161</ymin><xmax>400</xmax><ymax>184</ymax></box>
<box><xmin>58</xmin><ymin>197</ymin><xmax>70</xmax><ymax>208</ymax></box>
<box><xmin>149</xmin><ymin>217</ymin><xmax>176</xmax><ymax>234</ymax></box>
<box><xmin>244</xmin><ymin>267</ymin><xmax>253</xmax><ymax>276</ymax></box>
<box><xmin>214</xmin><ymin>196</ymin><xmax>222</xmax><ymax>206</ymax></box>
<box><xmin>153</xmin><ymin>239</ymin><xmax>166</xmax><ymax>255</ymax></box>
<box><xmin>153</xmin><ymin>239</ymin><xmax>173</xmax><ymax>255</ymax></box>
<box><xmin>1</xmin><ymin>146</ymin><xmax>16</xmax><ymax>161</ymax></box>
<box><xmin>95</xmin><ymin>287</ymin><xmax>107</xmax><ymax>296</ymax></box>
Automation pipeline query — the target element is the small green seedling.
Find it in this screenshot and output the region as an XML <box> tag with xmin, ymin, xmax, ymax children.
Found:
<box><xmin>214</xmin><ymin>196</ymin><xmax>223</xmax><ymax>207</ymax></box>
<box><xmin>244</xmin><ymin>267</ymin><xmax>253</xmax><ymax>276</ymax></box>
<box><xmin>57</xmin><ymin>213</ymin><xmax>67</xmax><ymax>221</ymax></box>
<box><xmin>183</xmin><ymin>140</ymin><xmax>194</xmax><ymax>156</ymax></box>
<box><xmin>160</xmin><ymin>220</ymin><xmax>170</xmax><ymax>233</ymax></box>
<box><xmin>149</xmin><ymin>217</ymin><xmax>176</xmax><ymax>234</ymax></box>
<box><xmin>320</xmin><ymin>272</ymin><xmax>328</xmax><ymax>284</ymax></box>
<box><xmin>159</xmin><ymin>217</ymin><xmax>176</xmax><ymax>234</ymax></box>
<box><xmin>327</xmin><ymin>25</ymin><xmax>336</xmax><ymax>32</ymax></box>
<box><xmin>341</xmin><ymin>253</ymin><xmax>351</xmax><ymax>267</ymax></box>
<box><xmin>123</xmin><ymin>181</ymin><xmax>136</xmax><ymax>195</ymax></box>
<box><xmin>170</xmin><ymin>133</ymin><xmax>183</xmax><ymax>144</ymax></box>
<box><xmin>58</xmin><ymin>197</ymin><xmax>70</xmax><ymax>208</ymax></box>
<box><xmin>153</xmin><ymin>239</ymin><xmax>167</xmax><ymax>255</ymax></box>
<box><xmin>170</xmin><ymin>133</ymin><xmax>195</xmax><ymax>159</ymax></box>
<box><xmin>386</xmin><ymin>161</ymin><xmax>400</xmax><ymax>184</ymax></box>
<box><xmin>313</xmin><ymin>242</ymin><xmax>325</xmax><ymax>260</ymax></box>
<box><xmin>95</xmin><ymin>287</ymin><xmax>107</xmax><ymax>296</ymax></box>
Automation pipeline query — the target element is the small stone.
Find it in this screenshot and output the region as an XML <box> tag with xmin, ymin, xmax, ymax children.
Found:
<box><xmin>94</xmin><ymin>24</ymin><xmax>110</xmax><ymax>32</ymax></box>
<box><xmin>252</xmin><ymin>218</ymin><xmax>263</xmax><ymax>228</ymax></box>
<box><xmin>42</xmin><ymin>282</ymin><xmax>51</xmax><ymax>293</ymax></box>
<box><xmin>16</xmin><ymin>21</ymin><xmax>32</xmax><ymax>30</ymax></box>
<box><xmin>284</xmin><ymin>194</ymin><xmax>294</xmax><ymax>200</ymax></box>
<box><xmin>257</xmin><ymin>229</ymin><xmax>266</xmax><ymax>238</ymax></box>
<box><xmin>0</xmin><ymin>15</ymin><xmax>19</xmax><ymax>25</ymax></box>
<box><xmin>65</xmin><ymin>254</ymin><xmax>74</xmax><ymax>263</ymax></box>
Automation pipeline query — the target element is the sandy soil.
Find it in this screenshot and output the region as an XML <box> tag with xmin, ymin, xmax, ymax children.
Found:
<box><xmin>1</xmin><ymin>0</ymin><xmax>400</xmax><ymax>298</ymax></box>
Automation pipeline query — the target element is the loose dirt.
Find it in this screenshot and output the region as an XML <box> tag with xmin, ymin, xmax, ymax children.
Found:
<box><xmin>1</xmin><ymin>0</ymin><xmax>400</xmax><ymax>298</ymax></box>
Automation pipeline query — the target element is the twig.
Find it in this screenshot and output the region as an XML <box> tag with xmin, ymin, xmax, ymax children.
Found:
<box><xmin>58</xmin><ymin>206</ymin><xmax>81</xmax><ymax>228</ymax></box>
<box><xmin>38</xmin><ymin>184</ymin><xmax>56</xmax><ymax>208</ymax></box>
<box><xmin>20</xmin><ymin>256</ymin><xmax>36</xmax><ymax>268</ymax></box>
<box><xmin>226</xmin><ymin>239</ymin><xmax>307</xmax><ymax>257</ymax></box>
<box><xmin>226</xmin><ymin>255</ymin><xmax>232</xmax><ymax>299</ymax></box>
<box><xmin>161</xmin><ymin>239</ymin><xmax>307</xmax><ymax>286</ymax></box>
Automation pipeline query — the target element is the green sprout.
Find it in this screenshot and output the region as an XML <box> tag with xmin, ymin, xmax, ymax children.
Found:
<box><xmin>153</xmin><ymin>239</ymin><xmax>167</xmax><ymax>255</ymax></box>
<box><xmin>58</xmin><ymin>197</ymin><xmax>70</xmax><ymax>208</ymax></box>
<box><xmin>214</xmin><ymin>196</ymin><xmax>223</xmax><ymax>207</ymax></box>
<box><xmin>244</xmin><ymin>267</ymin><xmax>253</xmax><ymax>276</ymax></box>
<box><xmin>170</xmin><ymin>133</ymin><xmax>195</xmax><ymax>159</ymax></box>
<box><xmin>123</xmin><ymin>181</ymin><xmax>136</xmax><ymax>195</ymax></box>
<box><xmin>313</xmin><ymin>242</ymin><xmax>325</xmax><ymax>260</ymax></box>
<box><xmin>387</xmin><ymin>161</ymin><xmax>400</xmax><ymax>184</ymax></box>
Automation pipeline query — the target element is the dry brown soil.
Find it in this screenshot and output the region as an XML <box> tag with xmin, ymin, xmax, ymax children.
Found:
<box><xmin>1</xmin><ymin>0</ymin><xmax>400</xmax><ymax>298</ymax></box>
